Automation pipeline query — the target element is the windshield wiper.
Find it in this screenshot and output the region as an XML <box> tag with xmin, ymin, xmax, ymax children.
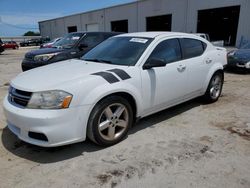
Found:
<box><xmin>83</xmin><ymin>58</ymin><xmax>112</xmax><ymax>64</ymax></box>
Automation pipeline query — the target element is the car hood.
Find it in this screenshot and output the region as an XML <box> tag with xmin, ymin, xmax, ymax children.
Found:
<box><xmin>11</xmin><ymin>59</ymin><xmax>129</xmax><ymax>91</ymax></box>
<box><xmin>233</xmin><ymin>49</ymin><xmax>250</xmax><ymax>61</ymax></box>
<box><xmin>25</xmin><ymin>48</ymin><xmax>65</xmax><ymax>57</ymax></box>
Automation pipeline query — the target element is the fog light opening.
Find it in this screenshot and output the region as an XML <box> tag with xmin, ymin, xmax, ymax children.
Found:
<box><xmin>28</xmin><ymin>132</ymin><xmax>48</xmax><ymax>142</ymax></box>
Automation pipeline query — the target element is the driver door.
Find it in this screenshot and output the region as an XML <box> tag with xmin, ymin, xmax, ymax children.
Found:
<box><xmin>140</xmin><ymin>38</ymin><xmax>188</xmax><ymax>115</ymax></box>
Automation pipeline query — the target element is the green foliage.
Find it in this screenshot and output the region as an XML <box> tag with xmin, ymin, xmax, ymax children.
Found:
<box><xmin>23</xmin><ymin>31</ymin><xmax>40</xmax><ymax>36</ymax></box>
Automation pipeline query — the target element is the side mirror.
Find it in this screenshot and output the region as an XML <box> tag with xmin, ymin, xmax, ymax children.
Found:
<box><xmin>78</xmin><ymin>43</ymin><xmax>88</xmax><ymax>50</ymax></box>
<box><xmin>143</xmin><ymin>58</ymin><xmax>166</xmax><ymax>70</ymax></box>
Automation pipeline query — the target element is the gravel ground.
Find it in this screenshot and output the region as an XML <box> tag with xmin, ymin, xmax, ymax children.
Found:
<box><xmin>0</xmin><ymin>48</ymin><xmax>249</xmax><ymax>188</ymax></box>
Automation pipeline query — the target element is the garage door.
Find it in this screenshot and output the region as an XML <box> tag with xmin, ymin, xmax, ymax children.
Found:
<box><xmin>68</xmin><ymin>26</ymin><xmax>77</xmax><ymax>33</ymax></box>
<box><xmin>197</xmin><ymin>6</ymin><xmax>240</xmax><ymax>46</ymax></box>
<box><xmin>146</xmin><ymin>14</ymin><xmax>172</xmax><ymax>31</ymax></box>
<box><xmin>111</xmin><ymin>20</ymin><xmax>128</xmax><ymax>33</ymax></box>
<box><xmin>86</xmin><ymin>24</ymin><xmax>99</xmax><ymax>32</ymax></box>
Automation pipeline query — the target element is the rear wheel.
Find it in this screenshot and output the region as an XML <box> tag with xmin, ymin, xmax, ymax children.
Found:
<box><xmin>203</xmin><ymin>72</ymin><xmax>223</xmax><ymax>103</ymax></box>
<box><xmin>87</xmin><ymin>96</ymin><xmax>133</xmax><ymax>146</ymax></box>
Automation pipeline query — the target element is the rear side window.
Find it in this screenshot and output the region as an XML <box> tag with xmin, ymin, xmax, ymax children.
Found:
<box><xmin>180</xmin><ymin>38</ymin><xmax>206</xmax><ymax>59</ymax></box>
<box><xmin>148</xmin><ymin>38</ymin><xmax>182</xmax><ymax>64</ymax></box>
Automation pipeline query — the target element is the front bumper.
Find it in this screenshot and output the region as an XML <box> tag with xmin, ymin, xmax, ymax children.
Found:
<box><xmin>227</xmin><ymin>58</ymin><xmax>250</xmax><ymax>70</ymax></box>
<box><xmin>3</xmin><ymin>96</ymin><xmax>91</xmax><ymax>147</ymax></box>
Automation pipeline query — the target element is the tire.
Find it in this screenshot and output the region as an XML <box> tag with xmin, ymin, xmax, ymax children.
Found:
<box><xmin>87</xmin><ymin>96</ymin><xmax>134</xmax><ymax>146</ymax></box>
<box><xmin>203</xmin><ymin>71</ymin><xmax>224</xmax><ymax>103</ymax></box>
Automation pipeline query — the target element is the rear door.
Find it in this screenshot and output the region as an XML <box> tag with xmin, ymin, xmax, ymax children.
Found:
<box><xmin>179</xmin><ymin>38</ymin><xmax>210</xmax><ymax>98</ymax></box>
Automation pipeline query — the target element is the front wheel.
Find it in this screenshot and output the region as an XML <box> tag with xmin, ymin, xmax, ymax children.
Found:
<box><xmin>87</xmin><ymin>96</ymin><xmax>133</xmax><ymax>146</ymax></box>
<box><xmin>203</xmin><ymin>72</ymin><xmax>223</xmax><ymax>103</ymax></box>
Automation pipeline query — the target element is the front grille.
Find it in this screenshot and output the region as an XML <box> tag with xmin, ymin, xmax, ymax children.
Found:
<box><xmin>8</xmin><ymin>86</ymin><xmax>32</xmax><ymax>107</ymax></box>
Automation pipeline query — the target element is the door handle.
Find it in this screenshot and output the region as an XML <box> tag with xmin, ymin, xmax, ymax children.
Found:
<box><xmin>206</xmin><ymin>59</ymin><xmax>212</xmax><ymax>64</ymax></box>
<box><xmin>177</xmin><ymin>65</ymin><xmax>186</xmax><ymax>72</ymax></box>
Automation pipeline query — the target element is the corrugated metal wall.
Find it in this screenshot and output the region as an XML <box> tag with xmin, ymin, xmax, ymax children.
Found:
<box><xmin>39</xmin><ymin>0</ymin><xmax>250</xmax><ymax>46</ymax></box>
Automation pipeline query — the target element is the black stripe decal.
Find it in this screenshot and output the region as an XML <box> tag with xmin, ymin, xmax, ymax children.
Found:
<box><xmin>107</xmin><ymin>69</ymin><xmax>131</xmax><ymax>80</ymax></box>
<box><xmin>92</xmin><ymin>72</ymin><xmax>119</xmax><ymax>84</ymax></box>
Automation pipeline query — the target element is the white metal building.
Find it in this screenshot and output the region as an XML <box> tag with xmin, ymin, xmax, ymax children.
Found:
<box><xmin>39</xmin><ymin>0</ymin><xmax>250</xmax><ymax>46</ymax></box>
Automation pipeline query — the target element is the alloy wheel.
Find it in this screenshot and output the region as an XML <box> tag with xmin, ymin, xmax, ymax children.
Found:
<box><xmin>210</xmin><ymin>75</ymin><xmax>222</xmax><ymax>100</ymax></box>
<box><xmin>97</xmin><ymin>103</ymin><xmax>129</xmax><ymax>141</ymax></box>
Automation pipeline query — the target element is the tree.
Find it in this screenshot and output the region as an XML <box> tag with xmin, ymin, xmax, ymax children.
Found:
<box><xmin>23</xmin><ymin>31</ymin><xmax>40</xmax><ymax>36</ymax></box>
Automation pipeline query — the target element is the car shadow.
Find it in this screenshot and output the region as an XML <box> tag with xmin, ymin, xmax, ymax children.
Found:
<box><xmin>225</xmin><ymin>69</ymin><xmax>250</xmax><ymax>75</ymax></box>
<box><xmin>1</xmin><ymin>98</ymin><xmax>202</xmax><ymax>164</ymax></box>
<box><xmin>129</xmin><ymin>98</ymin><xmax>202</xmax><ymax>135</ymax></box>
<box><xmin>1</xmin><ymin>126</ymin><xmax>107</xmax><ymax>163</ymax></box>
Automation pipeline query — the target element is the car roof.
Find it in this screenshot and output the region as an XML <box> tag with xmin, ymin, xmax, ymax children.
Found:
<box><xmin>116</xmin><ymin>32</ymin><xmax>197</xmax><ymax>39</ymax></box>
<box><xmin>115</xmin><ymin>32</ymin><xmax>211</xmax><ymax>45</ymax></box>
<box><xmin>69</xmin><ymin>31</ymin><xmax>122</xmax><ymax>35</ymax></box>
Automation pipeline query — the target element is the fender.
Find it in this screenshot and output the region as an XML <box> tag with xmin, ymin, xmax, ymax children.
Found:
<box><xmin>80</xmin><ymin>81</ymin><xmax>143</xmax><ymax>118</ymax></box>
<box><xmin>202</xmin><ymin>62</ymin><xmax>224</xmax><ymax>93</ymax></box>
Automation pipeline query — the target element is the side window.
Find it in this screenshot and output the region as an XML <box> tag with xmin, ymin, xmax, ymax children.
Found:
<box><xmin>79</xmin><ymin>34</ymin><xmax>103</xmax><ymax>48</ymax></box>
<box><xmin>147</xmin><ymin>38</ymin><xmax>182</xmax><ymax>64</ymax></box>
<box><xmin>180</xmin><ymin>38</ymin><xmax>205</xmax><ymax>59</ymax></box>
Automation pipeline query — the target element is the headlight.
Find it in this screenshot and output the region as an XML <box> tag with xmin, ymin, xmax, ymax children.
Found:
<box><xmin>27</xmin><ymin>90</ymin><xmax>72</xmax><ymax>109</ymax></box>
<box><xmin>34</xmin><ymin>53</ymin><xmax>58</xmax><ymax>62</ymax></box>
<box><xmin>246</xmin><ymin>62</ymin><xmax>250</xmax><ymax>69</ymax></box>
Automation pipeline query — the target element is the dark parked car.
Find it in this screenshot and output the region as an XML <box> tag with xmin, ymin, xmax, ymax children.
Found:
<box><xmin>227</xmin><ymin>43</ymin><xmax>250</xmax><ymax>72</ymax></box>
<box><xmin>22</xmin><ymin>32</ymin><xmax>121</xmax><ymax>71</ymax></box>
<box><xmin>20</xmin><ymin>38</ymin><xmax>50</xmax><ymax>47</ymax></box>
<box><xmin>227</xmin><ymin>42</ymin><xmax>250</xmax><ymax>72</ymax></box>
<box><xmin>3</xmin><ymin>41</ymin><xmax>19</xmax><ymax>49</ymax></box>
<box><xmin>0</xmin><ymin>38</ymin><xmax>4</xmax><ymax>54</ymax></box>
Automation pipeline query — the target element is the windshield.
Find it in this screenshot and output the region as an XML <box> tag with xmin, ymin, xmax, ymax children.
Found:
<box><xmin>52</xmin><ymin>33</ymin><xmax>83</xmax><ymax>49</ymax></box>
<box><xmin>82</xmin><ymin>37</ymin><xmax>153</xmax><ymax>66</ymax></box>
<box><xmin>48</xmin><ymin>38</ymin><xmax>60</xmax><ymax>44</ymax></box>
<box><xmin>241</xmin><ymin>42</ymin><xmax>250</xmax><ymax>49</ymax></box>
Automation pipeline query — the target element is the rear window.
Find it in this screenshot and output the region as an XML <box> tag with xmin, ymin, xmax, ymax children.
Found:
<box><xmin>180</xmin><ymin>38</ymin><xmax>206</xmax><ymax>59</ymax></box>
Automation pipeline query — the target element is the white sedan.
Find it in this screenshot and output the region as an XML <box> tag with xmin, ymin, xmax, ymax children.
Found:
<box><xmin>3</xmin><ymin>32</ymin><xmax>227</xmax><ymax>147</ymax></box>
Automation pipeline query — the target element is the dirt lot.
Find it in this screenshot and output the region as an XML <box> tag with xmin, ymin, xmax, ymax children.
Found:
<box><xmin>0</xmin><ymin>48</ymin><xmax>250</xmax><ymax>188</ymax></box>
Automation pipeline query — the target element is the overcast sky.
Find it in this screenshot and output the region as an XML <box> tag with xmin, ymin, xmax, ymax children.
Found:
<box><xmin>0</xmin><ymin>0</ymin><xmax>135</xmax><ymax>36</ymax></box>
